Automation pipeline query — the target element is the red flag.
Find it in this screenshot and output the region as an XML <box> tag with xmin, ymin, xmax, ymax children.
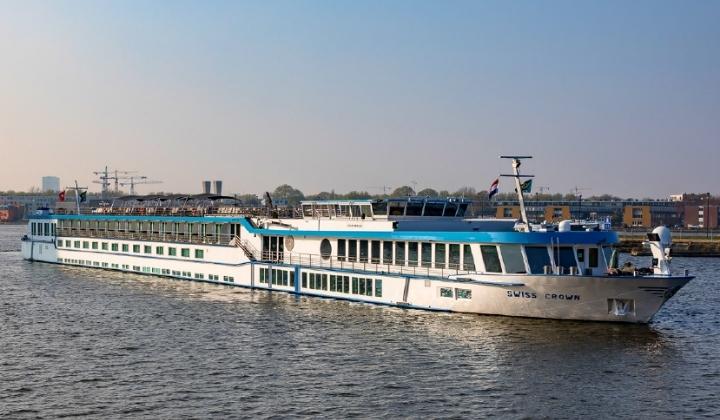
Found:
<box><xmin>58</xmin><ymin>190</ymin><xmax>66</xmax><ymax>202</ymax></box>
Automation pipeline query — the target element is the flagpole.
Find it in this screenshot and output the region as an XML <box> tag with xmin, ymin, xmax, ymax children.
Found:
<box><xmin>75</xmin><ymin>180</ymin><xmax>81</xmax><ymax>215</ymax></box>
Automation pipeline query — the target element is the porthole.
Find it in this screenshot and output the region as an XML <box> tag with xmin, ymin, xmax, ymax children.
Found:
<box><xmin>285</xmin><ymin>236</ymin><xmax>295</xmax><ymax>251</ymax></box>
<box><xmin>320</xmin><ymin>239</ymin><xmax>332</xmax><ymax>260</ymax></box>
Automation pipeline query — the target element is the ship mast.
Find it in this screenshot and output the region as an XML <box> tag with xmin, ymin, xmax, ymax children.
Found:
<box><xmin>500</xmin><ymin>156</ymin><xmax>534</xmax><ymax>232</ymax></box>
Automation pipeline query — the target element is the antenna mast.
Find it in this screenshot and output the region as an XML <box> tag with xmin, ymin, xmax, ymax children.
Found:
<box><xmin>500</xmin><ymin>155</ymin><xmax>534</xmax><ymax>232</ymax></box>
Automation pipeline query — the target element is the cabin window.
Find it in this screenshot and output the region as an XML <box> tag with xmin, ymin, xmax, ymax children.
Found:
<box><xmin>576</xmin><ymin>249</ymin><xmax>585</xmax><ymax>263</ymax></box>
<box><xmin>92</xmin><ymin>242</ymin><xmax>98</xmax><ymax>250</ymax></box>
<box><xmin>301</xmin><ymin>272</ymin><xmax>307</xmax><ymax>288</ymax></box>
<box><xmin>406</xmin><ymin>202</ymin><xmax>423</xmax><ymax>216</ymax></box>
<box><xmin>330</xmin><ymin>275</ymin><xmax>337</xmax><ymax>292</ymax></box>
<box><xmin>320</xmin><ymin>239</ymin><xmax>332</xmax><ymax>260</ymax></box>
<box><xmin>371</xmin><ymin>241</ymin><xmax>380</xmax><ymax>264</ymax></box>
<box><xmin>440</xmin><ymin>287</ymin><xmax>453</xmax><ymax>298</ymax></box>
<box><xmin>457</xmin><ymin>203</ymin><xmax>469</xmax><ymax>217</ymax></box>
<box><xmin>144</xmin><ymin>245</ymin><xmax>152</xmax><ymax>254</ymax></box>
<box><xmin>168</xmin><ymin>247</ymin><xmax>176</xmax><ymax>256</ymax></box>
<box><xmin>383</xmin><ymin>241</ymin><xmax>393</xmax><ymax>264</ymax></box>
<box><xmin>434</xmin><ymin>244</ymin><xmax>446</xmax><ymax>269</ymax></box>
<box><xmin>348</xmin><ymin>240</ymin><xmax>357</xmax><ymax>262</ymax></box>
<box><xmin>337</xmin><ymin>239</ymin><xmax>346</xmax><ymax>261</ymax></box>
<box><xmin>421</xmin><ymin>243</ymin><xmax>432</xmax><ymax>267</ymax></box>
<box><xmin>424</xmin><ymin>202</ymin><xmax>445</xmax><ymax>216</ymax></box>
<box><xmin>155</xmin><ymin>246</ymin><xmax>163</xmax><ymax>255</ymax></box>
<box><xmin>388</xmin><ymin>201</ymin><xmax>406</xmax><ymax>216</ymax></box>
<box><xmin>525</xmin><ymin>246</ymin><xmax>551</xmax><ymax>274</ymax></box>
<box><xmin>444</xmin><ymin>203</ymin><xmax>457</xmax><ymax>217</ymax></box>
<box><xmin>122</xmin><ymin>244</ymin><xmax>129</xmax><ymax>252</ymax></box>
<box><xmin>352</xmin><ymin>278</ymin><xmax>359</xmax><ymax>294</ymax></box>
<box><xmin>480</xmin><ymin>245</ymin><xmax>502</xmax><ymax>273</ymax></box>
<box><xmin>181</xmin><ymin>248</ymin><xmax>190</xmax><ymax>258</ymax></box>
<box><xmin>101</xmin><ymin>242</ymin><xmax>108</xmax><ymax>250</ymax></box>
<box><xmin>342</xmin><ymin>276</ymin><xmax>350</xmax><ymax>293</ymax></box>
<box><xmin>371</xmin><ymin>201</ymin><xmax>388</xmax><ymax>216</ymax></box>
<box><xmin>395</xmin><ymin>242</ymin><xmax>406</xmax><ymax>265</ymax></box>
<box><xmin>374</xmin><ymin>279</ymin><xmax>383</xmax><ymax>297</ymax></box>
<box><xmin>132</xmin><ymin>244</ymin><xmax>140</xmax><ymax>253</ymax></box>
<box><xmin>553</xmin><ymin>247</ymin><xmax>577</xmax><ymax>274</ymax></box>
<box><xmin>456</xmin><ymin>288</ymin><xmax>472</xmax><ymax>299</ymax></box>
<box><xmin>111</xmin><ymin>243</ymin><xmax>118</xmax><ymax>252</ymax></box>
<box><xmin>408</xmin><ymin>242</ymin><xmax>418</xmax><ymax>266</ymax></box>
<box><xmin>589</xmin><ymin>248</ymin><xmax>599</xmax><ymax>268</ymax></box>
<box><xmin>195</xmin><ymin>249</ymin><xmax>204</xmax><ymax>259</ymax></box>
<box><xmin>359</xmin><ymin>240</ymin><xmax>368</xmax><ymax>263</ymax></box>
<box><xmin>449</xmin><ymin>244</ymin><xmax>460</xmax><ymax>270</ymax></box>
<box><xmin>361</xmin><ymin>205</ymin><xmax>372</xmax><ymax>218</ymax></box>
<box><xmin>463</xmin><ymin>245</ymin><xmax>475</xmax><ymax>271</ymax></box>
<box><xmin>500</xmin><ymin>245</ymin><xmax>526</xmax><ymax>274</ymax></box>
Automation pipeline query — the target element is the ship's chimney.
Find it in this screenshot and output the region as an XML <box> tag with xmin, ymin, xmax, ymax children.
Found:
<box><xmin>202</xmin><ymin>181</ymin><xmax>211</xmax><ymax>194</ymax></box>
<box><xmin>213</xmin><ymin>180</ymin><xmax>223</xmax><ymax>196</ymax></box>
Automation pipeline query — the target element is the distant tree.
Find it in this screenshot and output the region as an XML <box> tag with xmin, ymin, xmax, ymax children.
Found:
<box><xmin>454</xmin><ymin>186</ymin><xmax>476</xmax><ymax>197</ymax></box>
<box><xmin>416</xmin><ymin>188</ymin><xmax>438</xmax><ymax>197</ymax></box>
<box><xmin>344</xmin><ymin>190</ymin><xmax>372</xmax><ymax>199</ymax></box>
<box><xmin>308</xmin><ymin>191</ymin><xmax>335</xmax><ymax>201</ymax></box>
<box><xmin>391</xmin><ymin>186</ymin><xmax>415</xmax><ymax>197</ymax></box>
<box><xmin>272</xmin><ymin>184</ymin><xmax>305</xmax><ymax>206</ymax></box>
<box><xmin>235</xmin><ymin>194</ymin><xmax>262</xmax><ymax>206</ymax></box>
<box><xmin>438</xmin><ymin>190</ymin><xmax>450</xmax><ymax>197</ymax></box>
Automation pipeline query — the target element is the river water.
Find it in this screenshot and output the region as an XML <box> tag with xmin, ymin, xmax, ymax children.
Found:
<box><xmin>1</xmin><ymin>225</ymin><xmax>718</xmax><ymax>418</ymax></box>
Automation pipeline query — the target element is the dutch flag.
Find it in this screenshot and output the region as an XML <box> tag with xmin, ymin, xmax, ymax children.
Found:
<box><xmin>488</xmin><ymin>178</ymin><xmax>499</xmax><ymax>199</ymax></box>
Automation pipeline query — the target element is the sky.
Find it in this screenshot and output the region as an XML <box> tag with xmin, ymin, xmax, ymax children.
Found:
<box><xmin>0</xmin><ymin>0</ymin><xmax>718</xmax><ymax>198</ymax></box>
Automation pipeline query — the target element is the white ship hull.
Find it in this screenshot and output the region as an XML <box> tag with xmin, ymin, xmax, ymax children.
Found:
<box><xmin>22</xmin><ymin>237</ymin><xmax>688</xmax><ymax>323</ymax></box>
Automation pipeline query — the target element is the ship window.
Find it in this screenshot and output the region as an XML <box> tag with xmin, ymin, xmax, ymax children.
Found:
<box><xmin>322</xmin><ymin>274</ymin><xmax>327</xmax><ymax>290</ymax></box>
<box><xmin>371</xmin><ymin>201</ymin><xmax>387</xmax><ymax>216</ymax></box>
<box><xmin>290</xmin><ymin>272</ymin><xmax>295</xmax><ymax>287</ymax></box>
<box><xmin>83</xmin><ymin>241</ymin><xmax>89</xmax><ymax>249</ymax></box>
<box><xmin>122</xmin><ymin>244</ymin><xmax>129</xmax><ymax>252</ymax></box>
<box><xmin>348</xmin><ymin>240</ymin><xmax>357</xmax><ymax>262</ymax></box>
<box><xmin>132</xmin><ymin>244</ymin><xmax>140</xmax><ymax>253</ymax></box>
<box><xmin>181</xmin><ymin>248</ymin><xmax>190</xmax><ymax>258</ymax></box>
<box><xmin>343</xmin><ymin>276</ymin><xmax>350</xmax><ymax>293</ymax></box>
<box><xmin>371</xmin><ymin>241</ymin><xmax>380</xmax><ymax>264</ymax></box>
<box><xmin>449</xmin><ymin>244</ymin><xmax>460</xmax><ymax>270</ymax></box>
<box><xmin>589</xmin><ymin>248</ymin><xmax>599</xmax><ymax>268</ymax></box>
<box><xmin>463</xmin><ymin>245</ymin><xmax>475</xmax><ymax>271</ymax></box>
<box><xmin>374</xmin><ymin>279</ymin><xmax>382</xmax><ymax>297</ymax></box>
<box><xmin>111</xmin><ymin>243</ymin><xmax>118</xmax><ymax>251</ymax></box>
<box><xmin>480</xmin><ymin>245</ymin><xmax>502</xmax><ymax>273</ymax></box>
<box><xmin>553</xmin><ymin>247</ymin><xmax>577</xmax><ymax>273</ymax></box>
<box><xmin>65</xmin><ymin>240</ymin><xmax>71</xmax><ymax>247</ymax></box>
<box><xmin>144</xmin><ymin>245</ymin><xmax>151</xmax><ymax>254</ymax></box>
<box><xmin>408</xmin><ymin>242</ymin><xmax>418</xmax><ymax>266</ymax></box>
<box><xmin>195</xmin><ymin>249</ymin><xmax>204</xmax><ymax>259</ymax></box>
<box><xmin>168</xmin><ymin>247</ymin><xmax>176</xmax><ymax>256</ymax></box>
<box><xmin>434</xmin><ymin>244</ymin><xmax>446</xmax><ymax>269</ymax></box>
<box><xmin>500</xmin><ymin>245</ymin><xmax>526</xmax><ymax>274</ymax></box>
<box><xmin>361</xmin><ymin>205</ymin><xmax>372</xmax><ymax>218</ymax></box>
<box><xmin>320</xmin><ymin>239</ymin><xmax>332</xmax><ymax>260</ymax></box>
<box><xmin>92</xmin><ymin>242</ymin><xmax>98</xmax><ymax>250</ymax></box>
<box><xmin>440</xmin><ymin>287</ymin><xmax>453</xmax><ymax>298</ymax></box>
<box><xmin>525</xmin><ymin>246</ymin><xmax>551</xmax><ymax>274</ymax></box>
<box><xmin>406</xmin><ymin>202</ymin><xmax>423</xmax><ymax>216</ymax></box>
<box><xmin>156</xmin><ymin>246</ymin><xmax>163</xmax><ymax>255</ymax></box>
<box><xmin>330</xmin><ymin>275</ymin><xmax>337</xmax><ymax>292</ymax></box>
<box><xmin>421</xmin><ymin>243</ymin><xmax>432</xmax><ymax>267</ymax></box>
<box><xmin>352</xmin><ymin>278</ymin><xmax>359</xmax><ymax>294</ymax></box>
<box><xmin>337</xmin><ymin>239</ymin><xmax>346</xmax><ymax>261</ymax></box>
<box><xmin>350</xmin><ymin>205</ymin><xmax>361</xmax><ymax>218</ymax></box>
<box><xmin>359</xmin><ymin>240</ymin><xmax>368</xmax><ymax>263</ymax></box>
<box><xmin>388</xmin><ymin>201</ymin><xmax>406</xmax><ymax>216</ymax></box>
<box><xmin>359</xmin><ymin>278</ymin><xmax>366</xmax><ymax>295</ymax></box>
<box><xmin>457</xmin><ymin>203</ymin><xmax>469</xmax><ymax>217</ymax></box>
<box><xmin>424</xmin><ymin>202</ymin><xmax>445</xmax><ymax>216</ymax></box>
<box><xmin>301</xmin><ymin>272</ymin><xmax>307</xmax><ymax>288</ymax></box>
<box><xmin>383</xmin><ymin>241</ymin><xmax>393</xmax><ymax>264</ymax></box>
<box><xmin>101</xmin><ymin>242</ymin><xmax>108</xmax><ymax>250</ymax></box>
<box><xmin>456</xmin><ymin>288</ymin><xmax>472</xmax><ymax>299</ymax></box>
<box><xmin>395</xmin><ymin>242</ymin><xmax>405</xmax><ymax>265</ymax></box>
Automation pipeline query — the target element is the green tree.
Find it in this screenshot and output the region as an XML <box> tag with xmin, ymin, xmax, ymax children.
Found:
<box><xmin>416</xmin><ymin>188</ymin><xmax>439</xmax><ymax>197</ymax></box>
<box><xmin>391</xmin><ymin>186</ymin><xmax>415</xmax><ymax>197</ymax></box>
<box><xmin>272</xmin><ymin>184</ymin><xmax>305</xmax><ymax>206</ymax></box>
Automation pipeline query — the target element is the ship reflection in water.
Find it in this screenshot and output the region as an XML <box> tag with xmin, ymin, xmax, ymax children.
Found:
<box><xmin>1</xmin><ymin>226</ymin><xmax>718</xmax><ymax>418</ymax></box>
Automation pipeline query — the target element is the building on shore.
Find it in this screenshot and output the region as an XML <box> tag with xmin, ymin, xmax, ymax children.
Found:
<box><xmin>42</xmin><ymin>176</ymin><xmax>60</xmax><ymax>193</ymax></box>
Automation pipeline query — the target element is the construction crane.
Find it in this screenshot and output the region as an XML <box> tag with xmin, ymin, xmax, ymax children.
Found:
<box><xmin>571</xmin><ymin>186</ymin><xmax>590</xmax><ymax>200</ymax></box>
<box><xmin>119</xmin><ymin>176</ymin><xmax>163</xmax><ymax>195</ymax></box>
<box><xmin>366</xmin><ymin>186</ymin><xmax>392</xmax><ymax>196</ymax></box>
<box><xmin>93</xmin><ymin>167</ymin><xmax>137</xmax><ymax>197</ymax></box>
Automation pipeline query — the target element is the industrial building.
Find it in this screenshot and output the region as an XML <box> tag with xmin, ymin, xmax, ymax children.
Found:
<box><xmin>42</xmin><ymin>176</ymin><xmax>60</xmax><ymax>193</ymax></box>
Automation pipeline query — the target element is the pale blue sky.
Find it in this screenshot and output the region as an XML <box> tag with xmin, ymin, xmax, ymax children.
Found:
<box><xmin>0</xmin><ymin>0</ymin><xmax>718</xmax><ymax>197</ymax></box>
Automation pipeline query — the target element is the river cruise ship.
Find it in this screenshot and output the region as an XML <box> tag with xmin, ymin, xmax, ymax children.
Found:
<box><xmin>21</xmin><ymin>158</ymin><xmax>693</xmax><ymax>323</ymax></box>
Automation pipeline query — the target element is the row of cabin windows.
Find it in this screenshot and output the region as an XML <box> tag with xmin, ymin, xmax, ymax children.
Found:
<box><xmin>31</xmin><ymin>222</ymin><xmax>55</xmax><ymax>237</ymax></box>
<box><xmin>479</xmin><ymin>244</ymin><xmax>602</xmax><ymax>274</ymax></box>
<box><xmin>336</xmin><ymin>239</ymin><xmax>475</xmax><ymax>271</ymax></box>
<box><xmin>56</xmin><ymin>258</ymin><xmax>234</xmax><ymax>282</ymax></box>
<box><xmin>258</xmin><ymin>267</ymin><xmax>295</xmax><ymax>287</ymax></box>
<box><xmin>440</xmin><ymin>287</ymin><xmax>472</xmax><ymax>300</ymax></box>
<box><xmin>302</xmin><ymin>272</ymin><xmax>382</xmax><ymax>297</ymax></box>
<box><xmin>56</xmin><ymin>220</ymin><xmax>243</xmax><ymax>238</ymax></box>
<box><xmin>57</xmin><ymin>240</ymin><xmax>205</xmax><ymax>259</ymax></box>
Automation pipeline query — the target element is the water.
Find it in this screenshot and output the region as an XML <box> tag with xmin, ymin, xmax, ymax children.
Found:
<box><xmin>1</xmin><ymin>225</ymin><xmax>719</xmax><ymax>419</ymax></box>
